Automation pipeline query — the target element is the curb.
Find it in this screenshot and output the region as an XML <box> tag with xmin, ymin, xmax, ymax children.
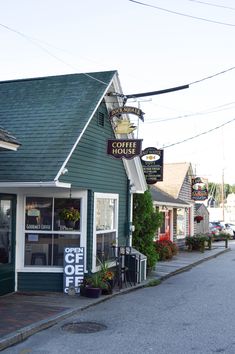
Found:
<box><xmin>0</xmin><ymin>247</ymin><xmax>230</xmax><ymax>351</ymax></box>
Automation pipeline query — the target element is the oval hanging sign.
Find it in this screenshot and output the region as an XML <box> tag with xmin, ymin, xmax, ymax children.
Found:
<box><xmin>141</xmin><ymin>147</ymin><xmax>164</xmax><ymax>184</ymax></box>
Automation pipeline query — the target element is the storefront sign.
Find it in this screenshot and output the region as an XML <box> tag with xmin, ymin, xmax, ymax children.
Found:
<box><xmin>109</xmin><ymin>106</ymin><xmax>145</xmax><ymax>122</ymax></box>
<box><xmin>63</xmin><ymin>247</ymin><xmax>84</xmax><ymax>294</ymax></box>
<box><xmin>191</xmin><ymin>177</ymin><xmax>208</xmax><ymax>200</ymax></box>
<box><xmin>107</xmin><ymin>139</ymin><xmax>142</xmax><ymax>159</ymax></box>
<box><xmin>141</xmin><ymin>147</ymin><xmax>164</xmax><ymax>184</ymax></box>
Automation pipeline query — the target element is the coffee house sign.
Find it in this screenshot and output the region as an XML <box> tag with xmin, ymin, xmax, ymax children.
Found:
<box><xmin>107</xmin><ymin>139</ymin><xmax>142</xmax><ymax>159</ymax></box>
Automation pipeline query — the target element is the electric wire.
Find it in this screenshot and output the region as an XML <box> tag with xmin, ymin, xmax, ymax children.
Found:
<box><xmin>188</xmin><ymin>0</ymin><xmax>235</xmax><ymax>11</ymax></box>
<box><xmin>129</xmin><ymin>0</ymin><xmax>235</xmax><ymax>27</ymax></box>
<box><xmin>162</xmin><ymin>117</ymin><xmax>235</xmax><ymax>149</ymax></box>
<box><xmin>0</xmin><ymin>23</ymin><xmax>109</xmax><ymax>86</ymax></box>
<box><xmin>146</xmin><ymin>101</ymin><xmax>235</xmax><ymax>123</ymax></box>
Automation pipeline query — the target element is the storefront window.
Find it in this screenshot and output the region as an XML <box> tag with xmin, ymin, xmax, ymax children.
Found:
<box><xmin>95</xmin><ymin>194</ymin><xmax>118</xmax><ymax>264</ymax></box>
<box><xmin>96</xmin><ymin>198</ymin><xmax>115</xmax><ymax>231</ymax></box>
<box><xmin>25</xmin><ymin>233</ymin><xmax>80</xmax><ymax>266</ymax></box>
<box><xmin>25</xmin><ymin>197</ymin><xmax>52</xmax><ymax>231</ymax></box>
<box><xmin>24</xmin><ymin>197</ymin><xmax>81</xmax><ymax>267</ymax></box>
<box><xmin>177</xmin><ymin>208</ymin><xmax>186</xmax><ymax>239</ymax></box>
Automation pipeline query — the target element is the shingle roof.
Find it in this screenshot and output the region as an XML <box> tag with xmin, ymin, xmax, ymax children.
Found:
<box><xmin>0</xmin><ymin>71</ymin><xmax>116</xmax><ymax>182</ymax></box>
<box><xmin>156</xmin><ymin>162</ymin><xmax>192</xmax><ymax>198</ymax></box>
<box><xmin>150</xmin><ymin>185</ymin><xmax>189</xmax><ymax>207</ymax></box>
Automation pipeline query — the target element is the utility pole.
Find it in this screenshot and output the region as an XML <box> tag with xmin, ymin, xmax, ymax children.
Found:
<box><xmin>221</xmin><ymin>169</ymin><xmax>225</xmax><ymax>221</ymax></box>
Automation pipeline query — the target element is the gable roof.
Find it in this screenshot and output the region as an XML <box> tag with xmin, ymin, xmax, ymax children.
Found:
<box><xmin>156</xmin><ymin>162</ymin><xmax>192</xmax><ymax>198</ymax></box>
<box><xmin>0</xmin><ymin>71</ymin><xmax>117</xmax><ymax>183</ymax></box>
<box><xmin>150</xmin><ymin>185</ymin><xmax>189</xmax><ymax>208</ymax></box>
<box><xmin>0</xmin><ymin>126</ymin><xmax>21</xmax><ymax>151</ymax></box>
<box><xmin>0</xmin><ymin>71</ymin><xmax>147</xmax><ymax>192</ymax></box>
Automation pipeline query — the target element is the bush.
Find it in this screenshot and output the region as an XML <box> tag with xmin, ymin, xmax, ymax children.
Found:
<box><xmin>185</xmin><ymin>234</ymin><xmax>209</xmax><ymax>252</ymax></box>
<box><xmin>133</xmin><ymin>189</ymin><xmax>163</xmax><ymax>269</ymax></box>
<box><xmin>155</xmin><ymin>240</ymin><xmax>178</xmax><ymax>261</ymax></box>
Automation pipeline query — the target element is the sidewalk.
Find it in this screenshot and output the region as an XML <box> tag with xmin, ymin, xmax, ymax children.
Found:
<box><xmin>0</xmin><ymin>243</ymin><xmax>230</xmax><ymax>351</ymax></box>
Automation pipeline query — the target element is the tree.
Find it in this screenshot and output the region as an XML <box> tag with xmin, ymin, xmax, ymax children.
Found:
<box><xmin>132</xmin><ymin>188</ymin><xmax>163</xmax><ymax>269</ymax></box>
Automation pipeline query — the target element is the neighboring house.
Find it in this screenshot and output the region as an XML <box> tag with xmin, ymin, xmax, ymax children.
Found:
<box><xmin>150</xmin><ymin>185</ymin><xmax>189</xmax><ymax>242</ymax></box>
<box><xmin>0</xmin><ymin>71</ymin><xmax>147</xmax><ymax>295</ymax></box>
<box><xmin>155</xmin><ymin>162</ymin><xmax>195</xmax><ymax>242</ymax></box>
<box><xmin>194</xmin><ymin>203</ymin><xmax>209</xmax><ymax>234</ymax></box>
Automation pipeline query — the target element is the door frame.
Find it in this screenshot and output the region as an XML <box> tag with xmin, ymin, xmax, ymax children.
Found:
<box><xmin>0</xmin><ymin>194</ymin><xmax>17</xmax><ymax>295</ymax></box>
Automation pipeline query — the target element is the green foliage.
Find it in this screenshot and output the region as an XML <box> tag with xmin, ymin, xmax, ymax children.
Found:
<box><xmin>185</xmin><ymin>234</ymin><xmax>210</xmax><ymax>252</ymax></box>
<box><xmin>59</xmin><ymin>207</ymin><xmax>80</xmax><ymax>222</ymax></box>
<box><xmin>132</xmin><ymin>189</ymin><xmax>163</xmax><ymax>268</ymax></box>
<box><xmin>85</xmin><ymin>272</ymin><xmax>108</xmax><ymax>289</ymax></box>
<box><xmin>208</xmin><ymin>182</ymin><xmax>233</xmax><ymax>205</ymax></box>
<box><xmin>146</xmin><ymin>279</ymin><xmax>161</xmax><ymax>287</ymax></box>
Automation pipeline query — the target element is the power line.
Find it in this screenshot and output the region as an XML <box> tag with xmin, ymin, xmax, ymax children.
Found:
<box><xmin>0</xmin><ymin>23</ymin><xmax>109</xmax><ymax>86</ymax></box>
<box><xmin>162</xmin><ymin>117</ymin><xmax>235</xmax><ymax>149</ymax></box>
<box><xmin>129</xmin><ymin>0</ymin><xmax>235</xmax><ymax>27</ymax></box>
<box><xmin>189</xmin><ymin>66</ymin><xmax>235</xmax><ymax>85</ymax></box>
<box><xmin>146</xmin><ymin>101</ymin><xmax>235</xmax><ymax>123</ymax></box>
<box><xmin>1</xmin><ymin>21</ymin><xmax>235</xmax><ymax>97</ymax></box>
<box><xmin>188</xmin><ymin>0</ymin><xmax>235</xmax><ymax>11</ymax></box>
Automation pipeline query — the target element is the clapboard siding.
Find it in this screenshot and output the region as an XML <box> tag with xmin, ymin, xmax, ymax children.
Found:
<box><xmin>60</xmin><ymin>101</ymin><xmax>130</xmax><ymax>268</ymax></box>
<box><xmin>18</xmin><ymin>273</ymin><xmax>63</xmax><ymax>292</ymax></box>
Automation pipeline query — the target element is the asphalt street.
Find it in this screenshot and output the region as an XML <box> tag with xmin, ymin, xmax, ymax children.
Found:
<box><xmin>2</xmin><ymin>242</ymin><xmax>235</xmax><ymax>354</ymax></box>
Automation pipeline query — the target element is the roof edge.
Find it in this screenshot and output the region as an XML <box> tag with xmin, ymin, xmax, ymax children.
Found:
<box><xmin>0</xmin><ymin>181</ymin><xmax>71</xmax><ymax>188</ymax></box>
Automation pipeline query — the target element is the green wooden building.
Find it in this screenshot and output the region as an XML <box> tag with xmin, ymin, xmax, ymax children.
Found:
<box><xmin>0</xmin><ymin>71</ymin><xmax>146</xmax><ymax>295</ymax></box>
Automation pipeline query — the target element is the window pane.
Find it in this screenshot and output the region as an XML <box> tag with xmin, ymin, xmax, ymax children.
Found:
<box><xmin>96</xmin><ymin>198</ymin><xmax>115</xmax><ymax>231</ymax></box>
<box><xmin>177</xmin><ymin>209</ymin><xmax>185</xmax><ymax>239</ymax></box>
<box><xmin>25</xmin><ymin>197</ymin><xmax>53</xmax><ymax>231</ymax></box>
<box><xmin>25</xmin><ymin>233</ymin><xmax>51</xmax><ymax>266</ymax></box>
<box><xmin>96</xmin><ymin>231</ymin><xmax>116</xmax><ymax>263</ymax></box>
<box><xmin>54</xmin><ymin>199</ymin><xmax>81</xmax><ymax>231</ymax></box>
<box><xmin>0</xmin><ymin>200</ymin><xmax>12</xmax><ymax>264</ymax></box>
<box><xmin>53</xmin><ymin>234</ymin><xmax>80</xmax><ymax>266</ymax></box>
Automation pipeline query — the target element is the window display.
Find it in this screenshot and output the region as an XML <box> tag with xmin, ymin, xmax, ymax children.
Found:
<box><xmin>24</xmin><ymin>197</ymin><xmax>81</xmax><ymax>267</ymax></box>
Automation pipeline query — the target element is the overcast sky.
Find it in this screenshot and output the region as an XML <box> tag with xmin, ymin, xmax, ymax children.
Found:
<box><xmin>1</xmin><ymin>0</ymin><xmax>235</xmax><ymax>183</ymax></box>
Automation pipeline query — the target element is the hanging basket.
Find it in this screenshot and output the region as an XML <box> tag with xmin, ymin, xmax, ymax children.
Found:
<box><xmin>194</xmin><ymin>215</ymin><xmax>204</xmax><ymax>223</ymax></box>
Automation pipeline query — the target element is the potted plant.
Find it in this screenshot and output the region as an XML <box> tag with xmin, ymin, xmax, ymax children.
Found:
<box><xmin>80</xmin><ymin>273</ymin><xmax>106</xmax><ymax>298</ymax></box>
<box><xmin>59</xmin><ymin>207</ymin><xmax>80</xmax><ymax>228</ymax></box>
<box><xmin>97</xmin><ymin>258</ymin><xmax>115</xmax><ymax>291</ymax></box>
<box><xmin>185</xmin><ymin>234</ymin><xmax>209</xmax><ymax>252</ymax></box>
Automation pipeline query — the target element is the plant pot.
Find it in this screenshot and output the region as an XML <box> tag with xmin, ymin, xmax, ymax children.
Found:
<box><xmin>85</xmin><ymin>287</ymin><xmax>102</xmax><ymax>298</ymax></box>
<box><xmin>107</xmin><ymin>278</ymin><xmax>115</xmax><ymax>289</ymax></box>
<box><xmin>101</xmin><ymin>287</ymin><xmax>113</xmax><ymax>295</ymax></box>
<box><xmin>65</xmin><ymin>220</ymin><xmax>75</xmax><ymax>228</ymax></box>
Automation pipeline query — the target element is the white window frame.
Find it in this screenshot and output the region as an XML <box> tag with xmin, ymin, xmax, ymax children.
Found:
<box><xmin>92</xmin><ymin>192</ymin><xmax>119</xmax><ymax>272</ymax></box>
<box><xmin>17</xmin><ymin>189</ymin><xmax>87</xmax><ymax>273</ymax></box>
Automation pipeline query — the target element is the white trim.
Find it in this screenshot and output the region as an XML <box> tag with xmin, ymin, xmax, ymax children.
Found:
<box><xmin>0</xmin><ymin>181</ymin><xmax>71</xmax><ymax>188</ymax></box>
<box><xmin>153</xmin><ymin>201</ymin><xmax>189</xmax><ymax>208</ymax></box>
<box><xmin>0</xmin><ymin>141</ymin><xmax>20</xmax><ymax>151</ymax></box>
<box><xmin>54</xmin><ymin>76</ymin><xmax>115</xmax><ymax>181</ymax></box>
<box><xmin>16</xmin><ymin>190</ymin><xmax>88</xmax><ymax>274</ymax></box>
<box><xmin>92</xmin><ymin>192</ymin><xmax>119</xmax><ymax>273</ymax></box>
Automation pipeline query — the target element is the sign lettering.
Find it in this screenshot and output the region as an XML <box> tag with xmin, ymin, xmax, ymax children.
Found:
<box><xmin>107</xmin><ymin>139</ymin><xmax>142</xmax><ymax>159</ymax></box>
<box><xmin>63</xmin><ymin>247</ymin><xmax>84</xmax><ymax>294</ymax></box>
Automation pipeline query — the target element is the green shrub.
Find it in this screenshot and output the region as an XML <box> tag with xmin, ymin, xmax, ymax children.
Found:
<box><xmin>185</xmin><ymin>234</ymin><xmax>209</xmax><ymax>252</ymax></box>
<box><xmin>133</xmin><ymin>189</ymin><xmax>163</xmax><ymax>269</ymax></box>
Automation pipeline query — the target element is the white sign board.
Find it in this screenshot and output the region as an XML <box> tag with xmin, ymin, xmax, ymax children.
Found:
<box><xmin>63</xmin><ymin>247</ymin><xmax>84</xmax><ymax>294</ymax></box>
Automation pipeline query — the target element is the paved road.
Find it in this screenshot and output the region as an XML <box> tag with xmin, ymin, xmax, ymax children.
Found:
<box><xmin>3</xmin><ymin>243</ymin><xmax>235</xmax><ymax>354</ymax></box>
